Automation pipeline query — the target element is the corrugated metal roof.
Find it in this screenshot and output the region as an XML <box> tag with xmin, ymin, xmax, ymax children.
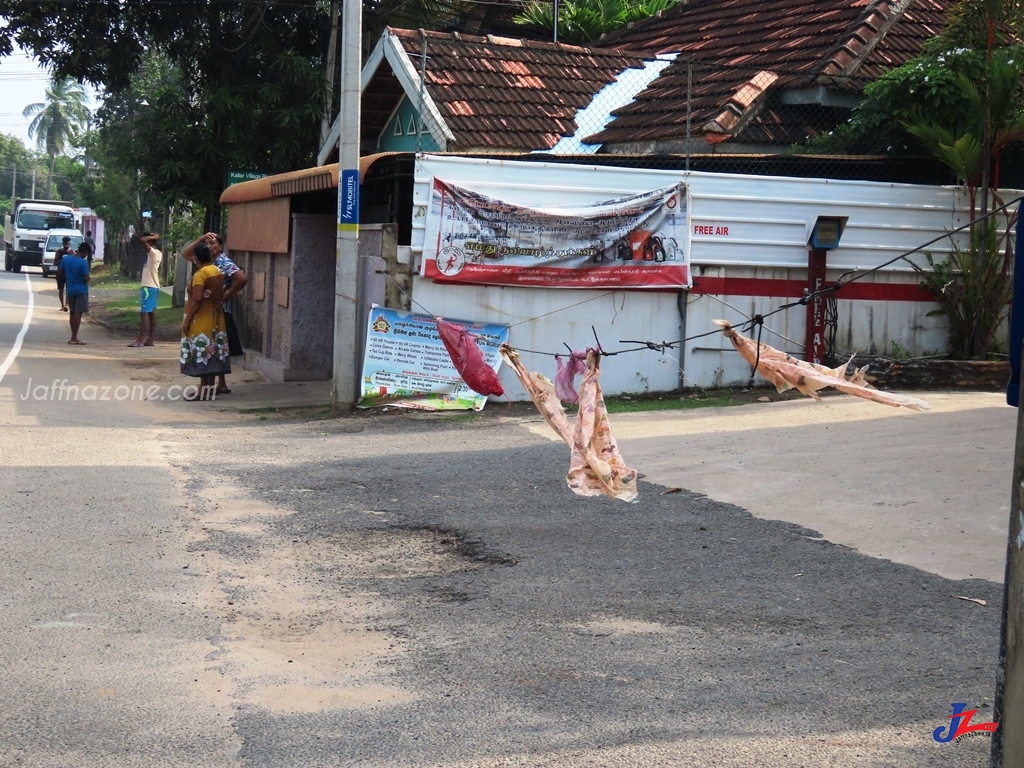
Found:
<box><xmin>219</xmin><ymin>153</ymin><xmax>401</xmax><ymax>204</ymax></box>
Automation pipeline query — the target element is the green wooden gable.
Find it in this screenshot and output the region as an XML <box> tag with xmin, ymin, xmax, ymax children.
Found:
<box><xmin>378</xmin><ymin>95</ymin><xmax>439</xmax><ymax>152</ymax></box>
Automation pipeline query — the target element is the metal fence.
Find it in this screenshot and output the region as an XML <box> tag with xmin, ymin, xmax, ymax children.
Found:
<box><xmin>412</xmin><ymin>33</ymin><xmax>963</xmax><ymax>185</ymax></box>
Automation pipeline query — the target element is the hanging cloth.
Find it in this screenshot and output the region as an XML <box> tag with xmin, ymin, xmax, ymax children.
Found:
<box><xmin>715</xmin><ymin>320</ymin><xmax>930</xmax><ymax>412</ymax></box>
<box><xmin>436</xmin><ymin>318</ymin><xmax>505</xmax><ymax>397</ymax></box>
<box><xmin>500</xmin><ymin>344</ymin><xmax>638</xmax><ymax>502</ymax></box>
<box><xmin>554</xmin><ymin>349</ymin><xmax>588</xmax><ymax>404</ymax></box>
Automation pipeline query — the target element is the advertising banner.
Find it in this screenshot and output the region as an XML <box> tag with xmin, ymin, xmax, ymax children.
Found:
<box><xmin>421</xmin><ymin>179</ymin><xmax>689</xmax><ymax>289</ymax></box>
<box><xmin>358</xmin><ymin>307</ymin><xmax>509</xmax><ymax>411</ymax></box>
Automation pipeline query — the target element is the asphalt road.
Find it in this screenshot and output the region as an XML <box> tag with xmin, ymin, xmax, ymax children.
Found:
<box><xmin>0</xmin><ymin>268</ymin><xmax>1007</xmax><ymax>766</ymax></box>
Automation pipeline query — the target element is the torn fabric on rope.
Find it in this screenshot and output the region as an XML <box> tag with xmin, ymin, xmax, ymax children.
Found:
<box><xmin>500</xmin><ymin>344</ymin><xmax>638</xmax><ymax>502</ymax></box>
<box><xmin>436</xmin><ymin>318</ymin><xmax>505</xmax><ymax>397</ymax></box>
<box><xmin>715</xmin><ymin>320</ymin><xmax>930</xmax><ymax>412</ymax></box>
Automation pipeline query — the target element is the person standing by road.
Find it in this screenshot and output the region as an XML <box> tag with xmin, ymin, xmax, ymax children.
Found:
<box><xmin>180</xmin><ymin>241</ymin><xmax>230</xmax><ymax>400</ymax></box>
<box><xmin>54</xmin><ymin>235</ymin><xmax>74</xmax><ymax>312</ymax></box>
<box><xmin>129</xmin><ymin>232</ymin><xmax>163</xmax><ymax>348</ymax></box>
<box><xmin>83</xmin><ymin>229</ymin><xmax>96</xmax><ymax>262</ymax></box>
<box><xmin>183</xmin><ymin>232</ymin><xmax>247</xmax><ymax>395</ymax></box>
<box><xmin>58</xmin><ymin>242</ymin><xmax>92</xmax><ymax>345</ymax></box>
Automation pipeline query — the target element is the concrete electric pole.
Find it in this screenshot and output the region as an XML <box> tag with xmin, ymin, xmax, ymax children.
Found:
<box><xmin>331</xmin><ymin>0</ymin><xmax>362</xmax><ymax>412</ymax></box>
<box><xmin>995</xmin><ymin>202</ymin><xmax>1024</xmax><ymax>767</ymax></box>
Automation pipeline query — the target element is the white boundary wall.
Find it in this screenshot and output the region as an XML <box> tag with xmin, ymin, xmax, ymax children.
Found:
<box><xmin>410</xmin><ymin>155</ymin><xmax>1019</xmax><ymax>395</ymax></box>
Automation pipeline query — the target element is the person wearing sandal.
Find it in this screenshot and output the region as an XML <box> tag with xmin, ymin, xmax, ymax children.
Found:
<box><xmin>179</xmin><ymin>242</ymin><xmax>230</xmax><ymax>400</ymax></box>
<box><xmin>58</xmin><ymin>242</ymin><xmax>92</xmax><ymax>345</ymax></box>
<box><xmin>129</xmin><ymin>232</ymin><xmax>163</xmax><ymax>348</ymax></box>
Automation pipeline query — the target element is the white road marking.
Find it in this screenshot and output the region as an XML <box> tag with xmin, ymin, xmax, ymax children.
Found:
<box><xmin>0</xmin><ymin>273</ymin><xmax>35</xmax><ymax>385</ymax></box>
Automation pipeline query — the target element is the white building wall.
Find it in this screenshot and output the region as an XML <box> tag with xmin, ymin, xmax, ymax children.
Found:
<box><xmin>411</xmin><ymin>282</ymin><xmax>685</xmax><ymax>399</ymax></box>
<box><xmin>410</xmin><ymin>155</ymin><xmax>1019</xmax><ymax>395</ymax></box>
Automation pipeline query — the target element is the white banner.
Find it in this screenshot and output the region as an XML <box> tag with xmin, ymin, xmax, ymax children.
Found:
<box><xmin>421</xmin><ymin>179</ymin><xmax>689</xmax><ymax>289</ymax></box>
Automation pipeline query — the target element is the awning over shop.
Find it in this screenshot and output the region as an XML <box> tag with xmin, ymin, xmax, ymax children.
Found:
<box><xmin>218</xmin><ymin>153</ymin><xmax>402</xmax><ymax>204</ymax></box>
<box><xmin>219</xmin><ymin>154</ymin><xmax>403</xmax><ymax>253</ymax></box>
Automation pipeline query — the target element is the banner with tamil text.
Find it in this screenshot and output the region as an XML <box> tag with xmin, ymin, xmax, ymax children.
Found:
<box><xmin>358</xmin><ymin>307</ymin><xmax>509</xmax><ymax>411</ymax></box>
<box><xmin>421</xmin><ymin>179</ymin><xmax>689</xmax><ymax>289</ymax></box>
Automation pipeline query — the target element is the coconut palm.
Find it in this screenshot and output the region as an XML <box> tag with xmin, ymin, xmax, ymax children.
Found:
<box><xmin>23</xmin><ymin>77</ymin><xmax>91</xmax><ymax>198</ymax></box>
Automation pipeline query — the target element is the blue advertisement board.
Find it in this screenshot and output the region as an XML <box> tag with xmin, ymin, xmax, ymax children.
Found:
<box><xmin>338</xmin><ymin>168</ymin><xmax>359</xmax><ymax>231</ymax></box>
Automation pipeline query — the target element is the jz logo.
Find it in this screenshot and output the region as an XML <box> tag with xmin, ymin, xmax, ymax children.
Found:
<box><xmin>933</xmin><ymin>703</ymin><xmax>998</xmax><ymax>743</ymax></box>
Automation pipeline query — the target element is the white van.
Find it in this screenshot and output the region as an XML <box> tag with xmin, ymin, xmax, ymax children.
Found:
<box><xmin>41</xmin><ymin>229</ymin><xmax>84</xmax><ymax>277</ymax></box>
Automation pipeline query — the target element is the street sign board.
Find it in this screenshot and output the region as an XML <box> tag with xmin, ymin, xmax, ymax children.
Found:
<box><xmin>225</xmin><ymin>170</ymin><xmax>268</xmax><ymax>187</ymax></box>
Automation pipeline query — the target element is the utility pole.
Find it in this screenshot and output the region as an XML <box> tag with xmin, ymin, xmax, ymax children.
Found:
<box><xmin>320</xmin><ymin>0</ymin><xmax>340</xmax><ymax>148</ymax></box>
<box><xmin>995</xmin><ymin>204</ymin><xmax>1024</xmax><ymax>767</ymax></box>
<box><xmin>993</xmin><ymin>406</ymin><xmax>1024</xmax><ymax>767</ymax></box>
<box><xmin>331</xmin><ymin>0</ymin><xmax>362</xmax><ymax>412</ymax></box>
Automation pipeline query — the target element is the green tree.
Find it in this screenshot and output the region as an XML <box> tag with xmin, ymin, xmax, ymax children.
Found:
<box><xmin>800</xmin><ymin>0</ymin><xmax>1024</xmax><ymax>360</ymax></box>
<box><xmin>364</xmin><ymin>0</ymin><xmax>475</xmax><ymax>47</ymax></box>
<box><xmin>926</xmin><ymin>0</ymin><xmax>1023</xmax><ymax>53</ymax></box>
<box><xmin>0</xmin><ymin>2</ymin><xmax>332</xmax><ymax>225</ymax></box>
<box><xmin>811</xmin><ymin>49</ymin><xmax>994</xmax><ymax>156</ymax></box>
<box><xmin>22</xmin><ymin>77</ymin><xmax>90</xmax><ymax>199</ymax></box>
<box><xmin>49</xmin><ymin>155</ymin><xmax>85</xmax><ymax>204</ymax></box>
<box><xmin>0</xmin><ymin>132</ymin><xmax>43</xmax><ymax>220</ymax></box>
<box><xmin>806</xmin><ymin>45</ymin><xmax>1024</xmax><ymax>221</ymax></box>
<box><xmin>514</xmin><ymin>0</ymin><xmax>679</xmax><ymax>44</ymax></box>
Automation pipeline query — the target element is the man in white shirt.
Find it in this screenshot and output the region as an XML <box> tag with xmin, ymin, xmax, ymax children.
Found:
<box><xmin>129</xmin><ymin>232</ymin><xmax>163</xmax><ymax>347</ymax></box>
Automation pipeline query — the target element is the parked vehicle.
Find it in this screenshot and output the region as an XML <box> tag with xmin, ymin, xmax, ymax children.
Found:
<box><xmin>4</xmin><ymin>199</ymin><xmax>77</xmax><ymax>273</ymax></box>
<box><xmin>40</xmin><ymin>229</ymin><xmax>85</xmax><ymax>278</ymax></box>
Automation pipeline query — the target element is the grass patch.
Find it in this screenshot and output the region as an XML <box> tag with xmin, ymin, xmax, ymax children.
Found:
<box><xmin>103</xmin><ymin>291</ymin><xmax>174</xmax><ymax>313</ymax></box>
<box><xmin>97</xmin><ymin>290</ymin><xmax>179</xmax><ymax>333</ymax></box>
<box><xmin>602</xmin><ymin>391</ymin><xmax>756</xmax><ymax>413</ymax></box>
<box><xmin>270</xmin><ymin>388</ymin><xmax>787</xmax><ymax>423</ymax></box>
<box><xmin>88</xmin><ymin>264</ymin><xmax>142</xmax><ymax>291</ymax></box>
<box><xmin>86</xmin><ymin>265</ymin><xmax>181</xmax><ymax>341</ymax></box>
<box><xmin>238</xmin><ymin>405</ymin><xmax>339</xmax><ymax>422</ymax></box>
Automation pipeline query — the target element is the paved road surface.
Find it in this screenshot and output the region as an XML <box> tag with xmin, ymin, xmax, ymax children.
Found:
<box><xmin>0</xmin><ymin>269</ymin><xmax>1008</xmax><ymax>766</ymax></box>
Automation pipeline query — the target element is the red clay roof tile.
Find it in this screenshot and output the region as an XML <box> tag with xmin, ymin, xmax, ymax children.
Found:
<box><xmin>389</xmin><ymin>27</ymin><xmax>651</xmax><ymax>151</ymax></box>
<box><xmin>378</xmin><ymin>0</ymin><xmax>951</xmax><ymax>154</ymax></box>
<box><xmin>587</xmin><ymin>0</ymin><xmax>953</xmax><ymax>146</ymax></box>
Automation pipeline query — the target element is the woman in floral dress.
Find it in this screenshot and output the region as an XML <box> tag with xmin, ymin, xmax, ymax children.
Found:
<box><xmin>180</xmin><ymin>242</ymin><xmax>230</xmax><ymax>399</ymax></box>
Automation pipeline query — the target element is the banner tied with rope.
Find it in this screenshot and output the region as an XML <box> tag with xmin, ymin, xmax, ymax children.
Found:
<box><xmin>422</xmin><ymin>179</ymin><xmax>690</xmax><ymax>290</ymax></box>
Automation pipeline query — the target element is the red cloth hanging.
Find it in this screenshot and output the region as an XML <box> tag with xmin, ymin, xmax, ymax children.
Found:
<box><xmin>435</xmin><ymin>318</ymin><xmax>505</xmax><ymax>397</ymax></box>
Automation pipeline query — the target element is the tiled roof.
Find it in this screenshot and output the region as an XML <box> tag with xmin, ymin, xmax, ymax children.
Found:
<box><xmin>387</xmin><ymin>28</ymin><xmax>651</xmax><ymax>151</ymax></box>
<box><xmin>589</xmin><ymin>0</ymin><xmax>951</xmax><ymax>146</ymax></box>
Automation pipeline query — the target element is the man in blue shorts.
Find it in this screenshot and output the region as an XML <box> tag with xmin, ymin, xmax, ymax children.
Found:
<box><xmin>58</xmin><ymin>242</ymin><xmax>92</xmax><ymax>345</ymax></box>
<box><xmin>129</xmin><ymin>232</ymin><xmax>162</xmax><ymax>347</ymax></box>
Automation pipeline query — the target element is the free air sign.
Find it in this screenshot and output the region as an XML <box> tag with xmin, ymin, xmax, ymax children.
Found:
<box><xmin>338</xmin><ymin>169</ymin><xmax>359</xmax><ymax>232</ymax></box>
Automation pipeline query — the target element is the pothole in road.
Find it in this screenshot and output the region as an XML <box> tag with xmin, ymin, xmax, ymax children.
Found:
<box><xmin>386</xmin><ymin>523</ymin><xmax>519</xmax><ymax>568</ymax></box>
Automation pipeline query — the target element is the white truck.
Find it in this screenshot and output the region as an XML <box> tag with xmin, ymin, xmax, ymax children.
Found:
<box><xmin>4</xmin><ymin>198</ymin><xmax>78</xmax><ymax>273</ymax></box>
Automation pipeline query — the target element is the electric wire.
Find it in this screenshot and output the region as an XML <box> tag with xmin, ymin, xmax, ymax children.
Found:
<box><xmin>365</xmin><ymin>197</ymin><xmax>1024</xmax><ymax>365</ymax></box>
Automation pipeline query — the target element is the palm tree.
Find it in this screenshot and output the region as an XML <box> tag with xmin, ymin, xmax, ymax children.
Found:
<box><xmin>23</xmin><ymin>77</ymin><xmax>91</xmax><ymax>199</ymax></box>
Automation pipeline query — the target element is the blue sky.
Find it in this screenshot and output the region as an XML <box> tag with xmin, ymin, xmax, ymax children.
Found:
<box><xmin>0</xmin><ymin>49</ymin><xmax>99</xmax><ymax>151</ymax></box>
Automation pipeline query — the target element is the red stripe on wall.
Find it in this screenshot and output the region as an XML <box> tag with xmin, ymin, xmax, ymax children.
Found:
<box><xmin>690</xmin><ymin>276</ymin><xmax>934</xmax><ymax>302</ymax></box>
